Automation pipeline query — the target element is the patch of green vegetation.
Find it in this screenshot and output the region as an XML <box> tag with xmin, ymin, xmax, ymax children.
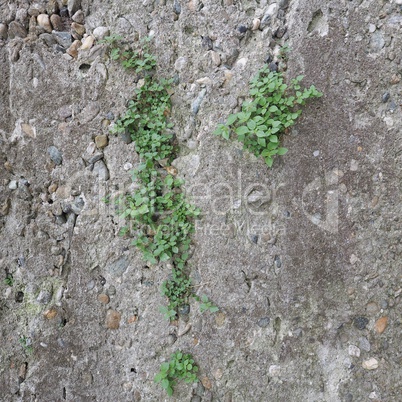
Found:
<box><xmin>3</xmin><ymin>274</ymin><xmax>13</xmax><ymax>287</ymax></box>
<box><xmin>279</xmin><ymin>43</ymin><xmax>291</xmax><ymax>60</ymax></box>
<box><xmin>106</xmin><ymin>36</ymin><xmax>216</xmax><ymax>322</ymax></box>
<box><xmin>19</xmin><ymin>336</ymin><xmax>33</xmax><ymax>355</ymax></box>
<box><xmin>160</xmin><ymin>266</ymin><xmax>192</xmax><ymax>320</ymax></box>
<box><xmin>195</xmin><ymin>294</ymin><xmax>219</xmax><ymax>314</ymax></box>
<box><xmin>214</xmin><ymin>65</ymin><xmax>322</xmax><ymax>167</ymax></box>
<box><xmin>102</xmin><ymin>34</ymin><xmax>157</xmax><ymax>73</ymax></box>
<box><xmin>155</xmin><ymin>350</ymin><xmax>199</xmax><ymax>396</ymax></box>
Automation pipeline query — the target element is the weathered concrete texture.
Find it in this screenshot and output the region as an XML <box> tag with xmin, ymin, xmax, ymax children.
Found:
<box><xmin>1</xmin><ymin>0</ymin><xmax>402</xmax><ymax>401</ymax></box>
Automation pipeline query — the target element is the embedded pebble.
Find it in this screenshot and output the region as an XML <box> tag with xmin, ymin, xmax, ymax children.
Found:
<box><xmin>192</xmin><ymin>89</ymin><xmax>207</xmax><ymax>115</ymax></box>
<box><xmin>37</xmin><ymin>14</ymin><xmax>52</xmax><ymax>33</ymax></box>
<box><xmin>93</xmin><ymin>160</ymin><xmax>110</xmax><ymax>181</ymax></box>
<box><xmin>0</xmin><ymin>199</ymin><xmax>11</xmax><ymax>215</ymax></box>
<box><xmin>173</xmin><ymin>0</ymin><xmax>181</xmax><ymax>14</ymax></box>
<box><xmin>237</xmin><ymin>25</ymin><xmax>247</xmax><ymax>34</ymax></box>
<box><xmin>98</xmin><ymin>294</ymin><xmax>110</xmax><ymax>304</ymax></box>
<box><xmin>274</xmin><ymin>255</ymin><xmax>282</xmax><ymax>268</ymax></box>
<box><xmin>368</xmin><ymin>23</ymin><xmax>376</xmax><ymax>33</ymax></box>
<box><xmin>37</xmin><ymin>290</ymin><xmax>53</xmax><ymax>304</ymax></box>
<box><xmin>380</xmin><ymin>299</ymin><xmax>388</xmax><ymax>309</ymax></box>
<box><xmin>67</xmin><ymin>40</ymin><xmax>81</xmax><ymax>58</ymax></box>
<box><xmin>201</xmin><ymin>376</ymin><xmax>212</xmax><ymax>390</ymax></box>
<box><xmin>43</xmin><ymin>308</ymin><xmax>58</xmax><ymax>320</ymax></box>
<box><xmin>362</xmin><ymin>358</ymin><xmax>378</xmax><ymax>370</ymax></box>
<box><xmin>93</xmin><ymin>26</ymin><xmax>110</xmax><ymax>40</ymax></box>
<box><xmin>127</xmin><ymin>315</ymin><xmax>138</xmax><ymax>324</ymax></box>
<box><xmin>196</xmin><ymin>77</ymin><xmax>212</xmax><ymax>86</ymax></box>
<box><xmin>210</xmin><ymin>51</ymin><xmax>221</xmax><ymax>66</ymax></box>
<box><xmin>260</xmin><ymin>3</ymin><xmax>279</xmax><ymax>29</ymax></box>
<box><xmin>348</xmin><ymin>345</ymin><xmax>361</xmax><ymax>357</ymax></box>
<box><xmin>40</xmin><ymin>33</ymin><xmax>57</xmax><ymax>47</ymax></box>
<box><xmin>95</xmin><ymin>135</ymin><xmax>108</xmax><ymax>148</ymax></box>
<box><xmin>187</xmin><ymin>140</ymin><xmax>198</xmax><ymax>150</ymax></box>
<box><xmin>257</xmin><ymin>317</ymin><xmax>270</xmax><ymax>328</ymax></box>
<box><xmin>8</xmin><ymin>180</ymin><xmax>18</xmax><ymax>190</ymax></box>
<box><xmin>71</xmin><ymin>22</ymin><xmax>85</xmax><ymax>37</ymax></box>
<box><xmin>350</xmin><ymin>160</ymin><xmax>359</xmax><ymax>171</ymax></box>
<box><xmin>0</xmin><ymin>23</ymin><xmax>8</xmax><ymax>40</ymax></box>
<box><xmin>215</xmin><ymin>312</ymin><xmax>226</xmax><ymax>327</ymax></box>
<box><xmin>366</xmin><ymin>302</ymin><xmax>379</xmax><ymax>314</ymax></box>
<box><xmin>108</xmin><ymin>257</ymin><xmax>129</xmax><ymax>277</ymax></box>
<box><xmin>268</xmin><ymin>365</ymin><xmax>281</xmax><ymax>376</ymax></box>
<box><xmin>47</xmin><ymin>0</ymin><xmax>59</xmax><ymax>15</ymax></box>
<box><xmin>8</xmin><ymin>21</ymin><xmax>27</xmax><ymax>39</ymax></box>
<box><xmin>80</xmin><ymin>102</ymin><xmax>100</xmax><ymax>124</ymax></box>
<box><xmin>80</xmin><ymin>35</ymin><xmax>95</xmax><ymax>50</ymax></box>
<box><xmin>105</xmin><ymin>309</ymin><xmax>121</xmax><ymax>329</ymax></box>
<box><xmin>48</xmin><ymin>146</ymin><xmax>63</xmax><ymax>165</ymax></box>
<box><xmin>382</xmin><ymin>92</ymin><xmax>390</xmax><ymax>103</ymax></box>
<box><xmin>50</xmin><ymin>246</ymin><xmax>61</xmax><ymax>255</ymax></box>
<box><xmin>52</xmin><ymin>31</ymin><xmax>72</xmax><ymax>48</ymax></box>
<box><xmin>108</xmin><ymin>286</ymin><xmax>116</xmax><ymax>295</ymax></box>
<box><xmin>359</xmin><ymin>337</ymin><xmax>371</xmax><ymax>352</ymax></box>
<box><xmin>174</xmin><ymin>57</ymin><xmax>188</xmax><ymax>71</ymax></box>
<box><xmin>252</xmin><ymin>18</ymin><xmax>261</xmax><ymax>31</ymax></box>
<box><xmin>19</xmin><ymin>363</ymin><xmax>27</xmax><ymax>381</ymax></box>
<box><xmin>72</xmin><ymin>10</ymin><xmax>85</xmax><ymax>24</ymax></box>
<box><xmin>353</xmin><ymin>316</ymin><xmax>368</xmax><ymax>330</ymax></box>
<box><xmin>50</xmin><ymin>14</ymin><xmax>64</xmax><ymax>32</ymax></box>
<box><xmin>68</xmin><ymin>0</ymin><xmax>81</xmax><ymax>16</ymax></box>
<box><xmin>389</xmin><ymin>74</ymin><xmax>401</xmax><ymax>85</ymax></box>
<box><xmin>313</xmin><ymin>150</ymin><xmax>320</xmax><ymax>157</ymax></box>
<box><xmin>374</xmin><ymin>316</ymin><xmax>388</xmax><ymax>334</ymax></box>
<box><xmin>370</xmin><ymin>31</ymin><xmax>385</xmax><ymax>51</ymax></box>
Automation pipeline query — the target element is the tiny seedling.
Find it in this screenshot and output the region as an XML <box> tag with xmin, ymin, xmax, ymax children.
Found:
<box><xmin>3</xmin><ymin>275</ymin><xmax>13</xmax><ymax>287</ymax></box>
<box><xmin>19</xmin><ymin>336</ymin><xmax>33</xmax><ymax>354</ymax></box>
<box><xmin>279</xmin><ymin>43</ymin><xmax>291</xmax><ymax>60</ymax></box>
<box><xmin>155</xmin><ymin>350</ymin><xmax>199</xmax><ymax>396</ymax></box>
<box><xmin>195</xmin><ymin>294</ymin><xmax>219</xmax><ymax>314</ymax></box>
<box><xmin>160</xmin><ymin>268</ymin><xmax>192</xmax><ymax>320</ymax></box>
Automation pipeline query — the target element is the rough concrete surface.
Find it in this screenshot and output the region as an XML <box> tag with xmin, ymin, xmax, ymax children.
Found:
<box><xmin>1</xmin><ymin>0</ymin><xmax>402</xmax><ymax>401</ymax></box>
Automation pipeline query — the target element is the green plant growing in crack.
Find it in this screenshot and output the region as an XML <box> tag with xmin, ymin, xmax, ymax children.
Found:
<box><xmin>3</xmin><ymin>274</ymin><xmax>13</xmax><ymax>287</ymax></box>
<box><xmin>106</xmin><ymin>35</ymin><xmax>217</xmax><ymax>322</ymax></box>
<box><xmin>19</xmin><ymin>336</ymin><xmax>33</xmax><ymax>355</ymax></box>
<box><xmin>279</xmin><ymin>43</ymin><xmax>291</xmax><ymax>60</ymax></box>
<box><xmin>155</xmin><ymin>350</ymin><xmax>199</xmax><ymax>396</ymax></box>
<box><xmin>102</xmin><ymin>34</ymin><xmax>157</xmax><ymax>73</ymax></box>
<box><xmin>214</xmin><ymin>65</ymin><xmax>322</xmax><ymax>167</ymax></box>
<box><xmin>195</xmin><ymin>294</ymin><xmax>219</xmax><ymax>313</ymax></box>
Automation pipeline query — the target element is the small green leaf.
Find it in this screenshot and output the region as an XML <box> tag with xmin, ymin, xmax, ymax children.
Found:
<box><xmin>160</xmin><ymin>253</ymin><xmax>170</xmax><ymax>262</ymax></box>
<box><xmin>247</xmin><ymin>120</ymin><xmax>256</xmax><ymax>130</ymax></box>
<box><xmin>277</xmin><ymin>147</ymin><xmax>288</xmax><ymax>155</ymax></box>
<box><xmin>226</xmin><ymin>114</ymin><xmax>237</xmax><ymax>125</ymax></box>
<box><xmin>235</xmin><ymin>126</ymin><xmax>249</xmax><ymax>135</ymax></box>
<box><xmin>265</xmin><ymin>157</ymin><xmax>274</xmax><ymax>167</ymax></box>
